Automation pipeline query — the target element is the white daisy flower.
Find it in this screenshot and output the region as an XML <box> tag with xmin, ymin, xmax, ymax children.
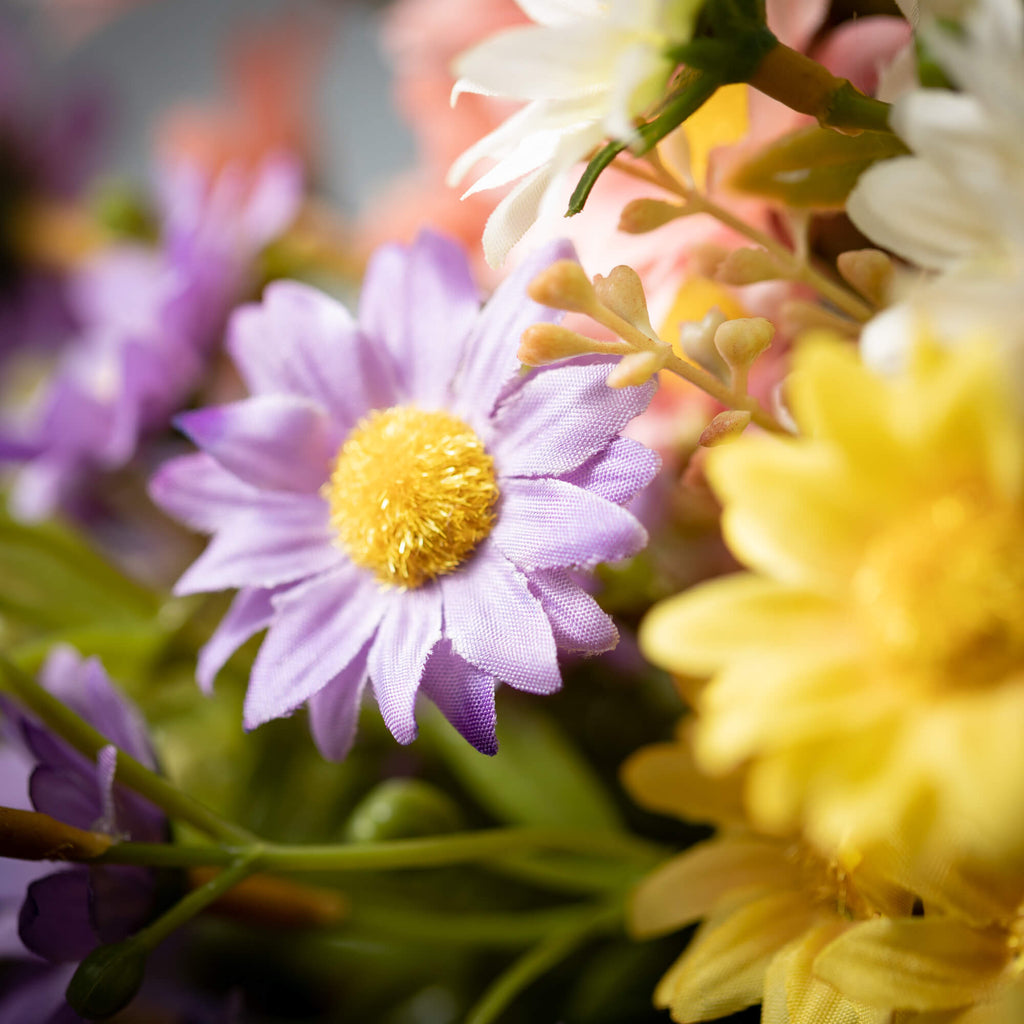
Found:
<box><xmin>447</xmin><ymin>0</ymin><xmax>702</xmax><ymax>267</ymax></box>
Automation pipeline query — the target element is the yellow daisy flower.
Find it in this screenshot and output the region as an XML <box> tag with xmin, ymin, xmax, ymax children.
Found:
<box><xmin>640</xmin><ymin>336</ymin><xmax>1024</xmax><ymax>870</ymax></box>
<box><xmin>622</xmin><ymin>730</ymin><xmax>914</xmax><ymax>1023</ymax></box>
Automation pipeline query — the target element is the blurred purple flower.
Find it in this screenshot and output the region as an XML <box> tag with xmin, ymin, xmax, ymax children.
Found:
<box><xmin>4</xmin><ymin>154</ymin><xmax>302</xmax><ymax>520</ymax></box>
<box><xmin>0</xmin><ymin>647</ymin><xmax>166</xmax><ymax>956</ymax></box>
<box><xmin>150</xmin><ymin>231</ymin><xmax>658</xmax><ymax>760</ymax></box>
<box><xmin>0</xmin><ymin>12</ymin><xmax>105</xmax><ymax>360</ymax></box>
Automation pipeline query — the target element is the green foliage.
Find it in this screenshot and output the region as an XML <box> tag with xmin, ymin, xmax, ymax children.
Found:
<box><xmin>726</xmin><ymin>124</ymin><xmax>909</xmax><ymax>209</ymax></box>
<box><xmin>422</xmin><ymin>697</ymin><xmax>623</xmax><ymax>832</ymax></box>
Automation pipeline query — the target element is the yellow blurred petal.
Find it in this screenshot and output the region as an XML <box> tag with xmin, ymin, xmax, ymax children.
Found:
<box><xmin>620</xmin><ymin>737</ymin><xmax>745</xmax><ymax>827</ymax></box>
<box><xmin>813</xmin><ymin>917</ymin><xmax>1007</xmax><ymax>1012</ymax></box>
<box><xmin>629</xmin><ymin>836</ymin><xmax>798</xmax><ymax>939</ymax></box>
<box><xmin>709</xmin><ymin>438</ymin><xmax>883</xmax><ymax>592</ymax></box>
<box><xmin>639</xmin><ymin>573</ymin><xmax>835</xmax><ymax>676</ymax></box>
<box><xmin>682</xmin><ymin>83</ymin><xmax>749</xmax><ymax>191</ymax></box>
<box><xmin>656</xmin><ymin>891</ymin><xmax>814</xmax><ymax>1021</ymax></box>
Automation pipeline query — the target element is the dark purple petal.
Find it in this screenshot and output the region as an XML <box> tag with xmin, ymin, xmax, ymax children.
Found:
<box><xmin>526</xmin><ymin>569</ymin><xmax>618</xmax><ymax>654</ymax></box>
<box><xmin>452</xmin><ymin>238</ymin><xmax>574</xmax><ymax>421</ymax></box>
<box><xmin>558</xmin><ymin>437</ymin><xmax>661</xmax><ymax>505</ymax></box>
<box><xmin>29</xmin><ymin>765</ymin><xmax>100</xmax><ymax>834</ymax></box>
<box><xmin>228</xmin><ymin>281</ymin><xmax>396</xmax><ymax>428</ymax></box>
<box><xmin>197</xmin><ymin>587</ymin><xmax>278</xmax><ymax>694</ymax></box>
<box><xmin>490</xmin><ymin>362</ymin><xmax>655</xmax><ymax>477</ymax></box>
<box><xmin>419</xmin><ymin>642</ymin><xmax>498</xmax><ymax>755</ymax></box>
<box><xmin>362</xmin><ymin>232</ymin><xmax>481</xmax><ymax>408</ymax></box>
<box><xmin>492</xmin><ymin>477</ymin><xmax>648</xmax><ymax>571</ymax></box>
<box><xmin>90</xmin><ymin>865</ymin><xmax>156</xmax><ymax>943</ymax></box>
<box><xmin>19</xmin><ymin>869</ymin><xmax>95</xmax><ymax>962</ymax></box>
<box><xmin>172</xmin><ymin>498</ymin><xmax>335</xmax><ymax>596</ymax></box>
<box><xmin>307</xmin><ymin>641</ymin><xmax>372</xmax><ymax>762</ymax></box>
<box><xmin>149</xmin><ymin>453</ymin><xmax>297</xmax><ymax>535</ymax></box>
<box><xmin>175</xmin><ymin>395</ymin><xmax>334</xmax><ymax>494</ymax></box>
<box><xmin>0</xmin><ymin>962</ymin><xmax>78</xmax><ymax>1024</ymax></box>
<box><xmin>368</xmin><ymin>586</ymin><xmax>443</xmax><ymax>745</ymax></box>
<box><xmin>440</xmin><ymin>541</ymin><xmax>560</xmax><ymax>695</ymax></box>
<box><xmin>244</xmin><ymin>567</ymin><xmax>388</xmax><ymax>728</ymax></box>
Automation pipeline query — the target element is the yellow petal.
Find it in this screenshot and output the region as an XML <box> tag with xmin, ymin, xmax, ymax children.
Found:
<box><xmin>620</xmin><ymin>736</ymin><xmax>745</xmax><ymax>827</ymax></box>
<box><xmin>696</xmin><ymin>650</ymin><xmax>876</xmax><ymax>773</ymax></box>
<box><xmin>639</xmin><ymin>573</ymin><xmax>836</xmax><ymax>677</ymax></box>
<box><xmin>813</xmin><ymin>917</ymin><xmax>1007</xmax><ymax>1012</ymax></box>
<box><xmin>763</xmin><ymin>922</ymin><xmax>890</xmax><ymax>1024</ymax></box>
<box><xmin>709</xmin><ymin>438</ymin><xmax>885</xmax><ymax>592</ymax></box>
<box><xmin>655</xmin><ymin>891</ymin><xmax>815</xmax><ymax>1021</ymax></box>
<box><xmin>629</xmin><ymin>836</ymin><xmax>798</xmax><ymax>939</ymax></box>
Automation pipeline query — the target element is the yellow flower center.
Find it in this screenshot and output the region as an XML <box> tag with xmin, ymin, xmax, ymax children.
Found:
<box><xmin>324</xmin><ymin>406</ymin><xmax>499</xmax><ymax>589</ymax></box>
<box><xmin>854</xmin><ymin>487</ymin><xmax>1024</xmax><ymax>687</ymax></box>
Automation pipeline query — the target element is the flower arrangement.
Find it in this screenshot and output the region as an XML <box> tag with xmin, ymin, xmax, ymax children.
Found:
<box><xmin>1</xmin><ymin>1</ymin><xmax>1021</xmax><ymax>1022</ymax></box>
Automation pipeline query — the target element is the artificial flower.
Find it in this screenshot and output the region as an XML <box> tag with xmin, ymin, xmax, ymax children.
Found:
<box><xmin>0</xmin><ymin>647</ymin><xmax>166</xmax><ymax>1023</ymax></box>
<box><xmin>622</xmin><ymin>727</ymin><xmax>912</xmax><ymax>1023</ymax></box>
<box><xmin>150</xmin><ymin>231</ymin><xmax>658</xmax><ymax>760</ymax></box>
<box><xmin>640</xmin><ymin>334</ymin><xmax>1024</xmax><ymax>872</ymax></box>
<box><xmin>848</xmin><ymin>0</ymin><xmax>1024</xmax><ymax>379</ymax></box>
<box><xmin>3</xmin><ymin>153</ymin><xmax>302</xmax><ymax>520</ymax></box>
<box><xmin>447</xmin><ymin>0</ymin><xmax>703</xmax><ymax>267</ymax></box>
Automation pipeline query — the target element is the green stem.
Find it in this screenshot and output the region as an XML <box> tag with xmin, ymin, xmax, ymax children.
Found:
<box><xmin>95</xmin><ymin>828</ymin><xmax>666</xmax><ymax>873</ymax></box>
<box><xmin>748</xmin><ymin>41</ymin><xmax>892</xmax><ymax>133</ymax></box>
<box><xmin>134</xmin><ymin>854</ymin><xmax>260</xmax><ymax>952</ymax></box>
<box><xmin>346</xmin><ymin>902</ymin><xmax>608</xmax><ymax>950</ymax></box>
<box><xmin>463</xmin><ymin>903</ymin><xmax>621</xmax><ymax>1024</ymax></box>
<box><xmin>0</xmin><ymin>655</ymin><xmax>254</xmax><ymax>845</ymax></box>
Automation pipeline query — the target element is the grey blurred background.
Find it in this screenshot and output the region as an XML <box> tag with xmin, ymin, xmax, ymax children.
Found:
<box><xmin>4</xmin><ymin>0</ymin><xmax>415</xmax><ymax>212</ymax></box>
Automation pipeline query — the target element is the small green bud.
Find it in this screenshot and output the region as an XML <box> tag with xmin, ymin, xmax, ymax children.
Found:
<box><xmin>66</xmin><ymin>939</ymin><xmax>147</xmax><ymax>1020</ymax></box>
<box><xmin>344</xmin><ymin>779</ymin><xmax>464</xmax><ymax>842</ymax></box>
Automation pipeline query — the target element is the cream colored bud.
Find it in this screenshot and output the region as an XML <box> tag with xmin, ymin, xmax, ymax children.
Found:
<box><xmin>618</xmin><ymin>198</ymin><xmax>687</xmax><ymax>234</ymax></box>
<box><xmin>781</xmin><ymin>300</ymin><xmax>857</xmax><ymax>337</ymax></box>
<box><xmin>606</xmin><ymin>347</ymin><xmax>669</xmax><ymax>388</ymax></box>
<box><xmin>679</xmin><ymin>307</ymin><xmax>729</xmax><ymax>381</ymax></box>
<box><xmin>714</xmin><ymin>247</ymin><xmax>787</xmax><ymax>285</ymax></box>
<box><xmin>593</xmin><ymin>265</ymin><xmax>656</xmax><ymax>339</ymax></box>
<box><xmin>518</xmin><ymin>323</ymin><xmax>627</xmax><ymax>366</ymax></box>
<box><xmin>689</xmin><ymin>244</ymin><xmax>729</xmax><ymax>279</ymax></box>
<box><xmin>713</xmin><ymin>317</ymin><xmax>775</xmax><ymax>369</ymax></box>
<box><xmin>837</xmin><ymin>248</ymin><xmax>893</xmax><ymax>306</ymax></box>
<box><xmin>527</xmin><ymin>260</ymin><xmax>598</xmax><ymax>314</ymax></box>
<box><xmin>698</xmin><ymin>409</ymin><xmax>752</xmax><ymax>447</ymax></box>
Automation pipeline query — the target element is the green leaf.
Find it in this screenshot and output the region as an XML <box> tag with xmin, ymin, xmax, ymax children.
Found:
<box><xmin>0</xmin><ymin>511</ymin><xmax>158</xmax><ymax>631</ymax></box>
<box><xmin>421</xmin><ymin>698</ymin><xmax>623</xmax><ymax>832</ymax></box>
<box><xmin>726</xmin><ymin>124</ymin><xmax>908</xmax><ymax>209</ymax></box>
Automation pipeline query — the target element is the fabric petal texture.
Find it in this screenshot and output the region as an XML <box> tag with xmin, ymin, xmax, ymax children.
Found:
<box><xmin>154</xmin><ymin>231</ymin><xmax>655</xmax><ymax>757</ymax></box>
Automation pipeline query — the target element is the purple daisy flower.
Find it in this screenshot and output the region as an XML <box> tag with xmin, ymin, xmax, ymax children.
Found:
<box><xmin>0</xmin><ymin>643</ymin><xmax>165</xmax><ymax>978</ymax></box>
<box><xmin>150</xmin><ymin>231</ymin><xmax>659</xmax><ymax>759</ymax></box>
<box><xmin>4</xmin><ymin>154</ymin><xmax>302</xmax><ymax>521</ymax></box>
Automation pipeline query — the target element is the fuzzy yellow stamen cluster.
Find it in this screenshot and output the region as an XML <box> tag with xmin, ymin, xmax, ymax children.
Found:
<box><xmin>325</xmin><ymin>406</ymin><xmax>498</xmax><ymax>589</ymax></box>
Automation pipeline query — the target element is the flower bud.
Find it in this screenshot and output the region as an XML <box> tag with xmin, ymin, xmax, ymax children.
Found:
<box><xmin>518</xmin><ymin>324</ymin><xmax>626</xmax><ymax>366</ymax></box>
<box><xmin>606</xmin><ymin>347</ymin><xmax>669</xmax><ymax>388</ymax></box>
<box><xmin>678</xmin><ymin>307</ymin><xmax>729</xmax><ymax>381</ymax></box>
<box><xmin>836</xmin><ymin>248</ymin><xmax>893</xmax><ymax>306</ymax></box>
<box><xmin>345</xmin><ymin>779</ymin><xmax>465</xmax><ymax>842</ymax></box>
<box><xmin>698</xmin><ymin>410</ymin><xmax>752</xmax><ymax>447</ymax></box>
<box><xmin>618</xmin><ymin>198</ymin><xmax>686</xmax><ymax>234</ymax></box>
<box><xmin>714</xmin><ymin>247</ymin><xmax>787</xmax><ymax>285</ymax></box>
<box><xmin>528</xmin><ymin>260</ymin><xmax>599</xmax><ymax>314</ymax></box>
<box><xmin>592</xmin><ymin>265</ymin><xmax>656</xmax><ymax>339</ymax></box>
<box><xmin>66</xmin><ymin>939</ymin><xmax>147</xmax><ymax>1020</ymax></box>
<box><xmin>713</xmin><ymin>317</ymin><xmax>775</xmax><ymax>370</ymax></box>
